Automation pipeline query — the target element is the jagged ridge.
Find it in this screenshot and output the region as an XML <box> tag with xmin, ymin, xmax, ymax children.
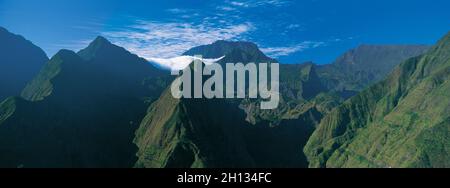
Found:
<box><xmin>304</xmin><ymin>32</ymin><xmax>450</xmax><ymax>168</ymax></box>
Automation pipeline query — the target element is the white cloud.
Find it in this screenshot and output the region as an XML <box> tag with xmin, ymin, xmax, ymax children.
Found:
<box><xmin>148</xmin><ymin>56</ymin><xmax>225</xmax><ymax>71</ymax></box>
<box><xmin>260</xmin><ymin>41</ymin><xmax>325</xmax><ymax>57</ymax></box>
<box><xmin>217</xmin><ymin>0</ymin><xmax>289</xmax><ymax>11</ymax></box>
<box><xmin>254</xmin><ymin>0</ymin><xmax>289</xmax><ymax>6</ymax></box>
<box><xmin>166</xmin><ymin>8</ymin><xmax>188</xmax><ymax>14</ymax></box>
<box><xmin>230</xmin><ymin>1</ymin><xmax>250</xmax><ymax>7</ymax></box>
<box><xmin>217</xmin><ymin>6</ymin><xmax>237</xmax><ymax>11</ymax></box>
<box><xmin>286</xmin><ymin>24</ymin><xmax>301</xmax><ymax>29</ymax></box>
<box><xmin>102</xmin><ymin>21</ymin><xmax>254</xmax><ymax>59</ymax></box>
<box><xmin>78</xmin><ymin>0</ymin><xmax>308</xmax><ymax>60</ymax></box>
<box><xmin>233</xmin><ymin>0</ymin><xmax>288</xmax><ymax>7</ymax></box>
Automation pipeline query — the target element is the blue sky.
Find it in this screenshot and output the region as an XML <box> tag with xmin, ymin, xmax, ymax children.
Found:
<box><xmin>0</xmin><ymin>0</ymin><xmax>449</xmax><ymax>64</ymax></box>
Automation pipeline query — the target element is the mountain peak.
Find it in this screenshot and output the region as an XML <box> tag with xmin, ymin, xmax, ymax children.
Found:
<box><xmin>0</xmin><ymin>26</ymin><xmax>49</xmax><ymax>101</ymax></box>
<box><xmin>75</xmin><ymin>35</ymin><xmax>165</xmax><ymax>77</ymax></box>
<box><xmin>77</xmin><ymin>36</ymin><xmax>123</xmax><ymax>61</ymax></box>
<box><xmin>53</xmin><ymin>49</ymin><xmax>79</xmax><ymax>59</ymax></box>
<box><xmin>0</xmin><ymin>26</ymin><xmax>41</xmax><ymax>51</ymax></box>
<box><xmin>183</xmin><ymin>40</ymin><xmax>276</xmax><ymax>63</ymax></box>
<box><xmin>45</xmin><ymin>49</ymin><xmax>81</xmax><ymax>67</ymax></box>
<box><xmin>83</xmin><ymin>36</ymin><xmax>113</xmax><ymax>51</ymax></box>
<box><xmin>92</xmin><ymin>36</ymin><xmax>111</xmax><ymax>45</ymax></box>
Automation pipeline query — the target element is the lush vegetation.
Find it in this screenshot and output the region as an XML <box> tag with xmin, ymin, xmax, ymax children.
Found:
<box><xmin>304</xmin><ymin>32</ymin><xmax>450</xmax><ymax>168</ymax></box>
<box><xmin>0</xmin><ymin>29</ymin><xmax>444</xmax><ymax>168</ymax></box>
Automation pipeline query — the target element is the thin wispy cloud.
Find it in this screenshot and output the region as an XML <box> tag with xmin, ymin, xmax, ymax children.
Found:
<box><xmin>57</xmin><ymin>0</ymin><xmax>298</xmax><ymax>60</ymax></box>
<box><xmin>254</xmin><ymin>0</ymin><xmax>290</xmax><ymax>6</ymax></box>
<box><xmin>166</xmin><ymin>8</ymin><xmax>189</xmax><ymax>14</ymax></box>
<box><xmin>229</xmin><ymin>1</ymin><xmax>250</xmax><ymax>7</ymax></box>
<box><xmin>260</xmin><ymin>41</ymin><xmax>325</xmax><ymax>57</ymax></box>
<box><xmin>73</xmin><ymin>0</ymin><xmax>302</xmax><ymax>60</ymax></box>
<box><xmin>216</xmin><ymin>0</ymin><xmax>289</xmax><ymax>13</ymax></box>
<box><xmin>217</xmin><ymin>6</ymin><xmax>237</xmax><ymax>11</ymax></box>
<box><xmin>223</xmin><ymin>0</ymin><xmax>289</xmax><ymax>9</ymax></box>
<box><xmin>102</xmin><ymin>21</ymin><xmax>254</xmax><ymax>59</ymax></box>
<box><xmin>286</xmin><ymin>24</ymin><xmax>302</xmax><ymax>30</ymax></box>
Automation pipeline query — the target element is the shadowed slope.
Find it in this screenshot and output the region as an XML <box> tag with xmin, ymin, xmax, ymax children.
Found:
<box><xmin>0</xmin><ymin>27</ymin><xmax>48</xmax><ymax>101</ymax></box>
<box><xmin>0</xmin><ymin>37</ymin><xmax>170</xmax><ymax>167</ymax></box>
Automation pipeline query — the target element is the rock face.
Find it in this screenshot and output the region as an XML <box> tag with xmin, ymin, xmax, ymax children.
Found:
<box><xmin>0</xmin><ymin>37</ymin><xmax>170</xmax><ymax>167</ymax></box>
<box><xmin>304</xmin><ymin>33</ymin><xmax>450</xmax><ymax>168</ymax></box>
<box><xmin>0</xmin><ymin>27</ymin><xmax>48</xmax><ymax>101</ymax></box>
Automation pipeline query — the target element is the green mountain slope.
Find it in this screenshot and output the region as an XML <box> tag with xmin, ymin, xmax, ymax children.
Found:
<box><xmin>134</xmin><ymin>89</ymin><xmax>255</xmax><ymax>168</ymax></box>
<box><xmin>134</xmin><ymin>74</ymin><xmax>320</xmax><ymax>168</ymax></box>
<box><xmin>243</xmin><ymin>45</ymin><xmax>429</xmax><ymax>125</ymax></box>
<box><xmin>134</xmin><ymin>42</ymin><xmax>335</xmax><ymax>168</ymax></box>
<box><xmin>304</xmin><ymin>32</ymin><xmax>450</xmax><ymax>168</ymax></box>
<box><xmin>241</xmin><ymin>62</ymin><xmax>333</xmax><ymax>125</ymax></box>
<box><xmin>0</xmin><ymin>35</ymin><xmax>433</xmax><ymax>168</ymax></box>
<box><xmin>0</xmin><ymin>27</ymin><xmax>48</xmax><ymax>101</ymax></box>
<box><xmin>185</xmin><ymin>40</ymin><xmax>335</xmax><ymax>123</ymax></box>
<box><xmin>134</xmin><ymin>40</ymin><xmax>428</xmax><ymax>168</ymax></box>
<box><xmin>0</xmin><ymin>37</ymin><xmax>170</xmax><ymax>167</ymax></box>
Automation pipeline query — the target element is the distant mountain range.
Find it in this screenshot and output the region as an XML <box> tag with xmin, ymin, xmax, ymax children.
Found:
<box><xmin>0</xmin><ymin>26</ymin><xmax>448</xmax><ymax>168</ymax></box>
<box><xmin>317</xmin><ymin>44</ymin><xmax>430</xmax><ymax>92</ymax></box>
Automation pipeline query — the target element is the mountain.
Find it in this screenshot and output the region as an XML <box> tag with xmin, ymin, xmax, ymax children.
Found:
<box><xmin>134</xmin><ymin>40</ymin><xmax>431</xmax><ymax>168</ymax></box>
<box><xmin>0</xmin><ymin>37</ymin><xmax>170</xmax><ymax>167</ymax></box>
<box><xmin>134</xmin><ymin>89</ymin><xmax>255</xmax><ymax>167</ymax></box>
<box><xmin>317</xmin><ymin>45</ymin><xmax>429</xmax><ymax>92</ymax></box>
<box><xmin>135</xmin><ymin>41</ymin><xmax>272</xmax><ymax>167</ymax></box>
<box><xmin>304</xmin><ymin>32</ymin><xmax>450</xmax><ymax>168</ymax></box>
<box><xmin>134</xmin><ymin>88</ymin><xmax>324</xmax><ymax>168</ymax></box>
<box><xmin>183</xmin><ymin>40</ymin><xmax>277</xmax><ymax>63</ymax></box>
<box><xmin>22</xmin><ymin>36</ymin><xmax>167</xmax><ymax>101</ymax></box>
<box><xmin>242</xmin><ymin>45</ymin><xmax>429</xmax><ymax>125</ymax></box>
<box><xmin>0</xmin><ymin>34</ymin><xmax>437</xmax><ymax>168</ymax></box>
<box><xmin>241</xmin><ymin>62</ymin><xmax>333</xmax><ymax>125</ymax></box>
<box><xmin>134</xmin><ymin>67</ymin><xmax>319</xmax><ymax>168</ymax></box>
<box><xmin>0</xmin><ymin>27</ymin><xmax>48</xmax><ymax>101</ymax></box>
<box><xmin>134</xmin><ymin>42</ymin><xmax>334</xmax><ymax>168</ymax></box>
<box><xmin>283</xmin><ymin>62</ymin><xmax>326</xmax><ymax>100</ymax></box>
